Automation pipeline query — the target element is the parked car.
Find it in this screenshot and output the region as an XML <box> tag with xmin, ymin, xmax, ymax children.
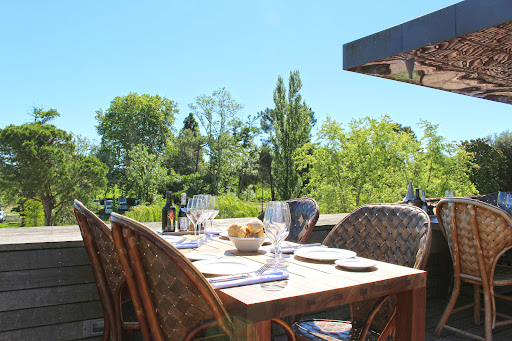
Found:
<box><xmin>118</xmin><ymin>196</ymin><xmax>128</xmax><ymax>211</ymax></box>
<box><xmin>104</xmin><ymin>200</ymin><xmax>113</xmax><ymax>215</ymax></box>
<box><xmin>0</xmin><ymin>211</ymin><xmax>6</xmax><ymax>223</ymax></box>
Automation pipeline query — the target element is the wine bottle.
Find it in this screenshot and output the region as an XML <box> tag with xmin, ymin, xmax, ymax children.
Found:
<box><xmin>177</xmin><ymin>193</ymin><xmax>188</xmax><ymax>231</ymax></box>
<box><xmin>421</xmin><ymin>190</ymin><xmax>428</xmax><ymax>212</ymax></box>
<box><xmin>411</xmin><ymin>188</ymin><xmax>423</xmax><ymax>208</ymax></box>
<box><xmin>162</xmin><ymin>191</ymin><xmax>176</xmax><ymax>232</ymax></box>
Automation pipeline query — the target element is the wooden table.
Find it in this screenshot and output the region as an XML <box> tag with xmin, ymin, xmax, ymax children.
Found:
<box><xmin>179</xmin><ymin>235</ymin><xmax>427</xmax><ymax>341</ymax></box>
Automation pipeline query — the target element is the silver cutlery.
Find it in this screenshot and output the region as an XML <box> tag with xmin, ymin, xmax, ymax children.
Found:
<box><xmin>208</xmin><ymin>263</ymin><xmax>272</xmax><ymax>283</ymax></box>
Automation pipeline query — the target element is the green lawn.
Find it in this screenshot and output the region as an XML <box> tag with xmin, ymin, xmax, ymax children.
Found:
<box><xmin>0</xmin><ymin>222</ymin><xmax>21</xmax><ymax>228</ymax></box>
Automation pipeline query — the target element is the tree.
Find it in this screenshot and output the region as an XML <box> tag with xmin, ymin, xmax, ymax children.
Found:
<box><xmin>0</xmin><ymin>122</ymin><xmax>107</xmax><ymax>226</ymax></box>
<box><xmin>462</xmin><ymin>138</ymin><xmax>507</xmax><ymax>194</ymax></box>
<box><xmin>296</xmin><ymin>116</ymin><xmax>476</xmax><ymax>213</ymax></box>
<box><xmin>30</xmin><ymin>107</ymin><xmax>60</xmax><ymax>124</ymax></box>
<box><xmin>95</xmin><ymin>93</ymin><xmax>178</xmax><ymax>189</ymax></box>
<box><xmin>189</xmin><ymin>88</ymin><xmax>243</xmax><ymax>194</ymax></box>
<box><xmin>168</xmin><ymin>113</ymin><xmax>204</xmax><ymax>175</ymax></box>
<box><xmin>125</xmin><ymin>144</ymin><xmax>167</xmax><ymax>203</ymax></box>
<box><xmin>232</xmin><ymin>118</ymin><xmax>261</xmax><ymax>199</ymax></box>
<box><xmin>261</xmin><ymin>70</ymin><xmax>316</xmax><ymax>200</ymax></box>
<box><xmin>491</xmin><ymin>130</ymin><xmax>512</xmax><ymax>190</ymax></box>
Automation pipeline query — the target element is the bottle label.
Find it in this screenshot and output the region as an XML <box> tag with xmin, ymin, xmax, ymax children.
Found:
<box><xmin>163</xmin><ymin>210</ymin><xmax>175</xmax><ymax>232</ymax></box>
<box><xmin>178</xmin><ymin>217</ymin><xmax>188</xmax><ymax>231</ymax></box>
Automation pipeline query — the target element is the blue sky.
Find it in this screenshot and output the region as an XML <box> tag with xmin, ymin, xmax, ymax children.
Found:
<box><xmin>1</xmin><ymin>0</ymin><xmax>510</xmax><ymax>144</ymax></box>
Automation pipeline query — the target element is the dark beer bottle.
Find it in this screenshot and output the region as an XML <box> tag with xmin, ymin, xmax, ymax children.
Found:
<box><xmin>162</xmin><ymin>191</ymin><xmax>176</xmax><ymax>232</ymax></box>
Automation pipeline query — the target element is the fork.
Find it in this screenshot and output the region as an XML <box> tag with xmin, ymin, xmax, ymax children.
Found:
<box><xmin>209</xmin><ymin>263</ymin><xmax>272</xmax><ymax>283</ymax></box>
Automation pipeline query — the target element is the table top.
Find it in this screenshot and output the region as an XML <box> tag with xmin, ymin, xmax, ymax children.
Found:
<box><xmin>179</xmin><ymin>235</ymin><xmax>426</xmax><ymax>323</ymax></box>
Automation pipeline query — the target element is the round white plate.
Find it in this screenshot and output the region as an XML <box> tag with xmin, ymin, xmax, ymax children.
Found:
<box><xmin>219</xmin><ymin>231</ymin><xmax>229</xmax><ymax>239</ymax></box>
<box><xmin>294</xmin><ymin>247</ymin><xmax>356</xmax><ymax>261</ymax></box>
<box><xmin>335</xmin><ymin>258</ymin><xmax>377</xmax><ymax>270</ymax></box>
<box><xmin>192</xmin><ymin>259</ymin><xmax>258</xmax><ymax>275</ymax></box>
<box><xmin>159</xmin><ymin>235</ymin><xmax>185</xmax><ymax>244</ymax></box>
<box><xmin>186</xmin><ymin>252</ymin><xmax>223</xmax><ymax>261</ymax></box>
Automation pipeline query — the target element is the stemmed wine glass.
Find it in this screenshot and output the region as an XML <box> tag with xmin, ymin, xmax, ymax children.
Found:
<box><xmin>194</xmin><ymin>195</ymin><xmax>210</xmax><ymax>243</ymax></box>
<box><xmin>207</xmin><ymin>196</ymin><xmax>219</xmax><ymax>239</ymax></box>
<box><xmin>263</xmin><ymin>201</ymin><xmax>291</xmax><ymax>271</ymax></box>
<box><xmin>498</xmin><ymin>192</ymin><xmax>512</xmax><ymax>215</ymax></box>
<box><xmin>186</xmin><ymin>197</ymin><xmax>201</xmax><ymax>242</ymax></box>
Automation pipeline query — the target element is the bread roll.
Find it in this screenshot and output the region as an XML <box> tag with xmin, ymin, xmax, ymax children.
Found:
<box><xmin>247</xmin><ymin>219</ymin><xmax>264</xmax><ymax>233</ymax></box>
<box><xmin>228</xmin><ymin>224</ymin><xmax>247</xmax><ymax>238</ymax></box>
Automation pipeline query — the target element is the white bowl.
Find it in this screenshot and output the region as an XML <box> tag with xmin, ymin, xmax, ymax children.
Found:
<box><xmin>228</xmin><ymin>236</ymin><xmax>266</xmax><ymax>252</ymax></box>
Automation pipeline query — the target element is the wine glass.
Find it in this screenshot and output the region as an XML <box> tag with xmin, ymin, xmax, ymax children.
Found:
<box><xmin>208</xmin><ymin>196</ymin><xmax>219</xmax><ymax>238</ymax></box>
<box><xmin>186</xmin><ymin>197</ymin><xmax>201</xmax><ymax>242</ymax></box>
<box><xmin>445</xmin><ymin>190</ymin><xmax>456</xmax><ymax>197</ymax></box>
<box><xmin>194</xmin><ymin>195</ymin><xmax>209</xmax><ymax>243</ymax></box>
<box><xmin>263</xmin><ymin>201</ymin><xmax>291</xmax><ymax>271</ymax></box>
<box><xmin>498</xmin><ymin>192</ymin><xmax>512</xmax><ymax>214</ymax></box>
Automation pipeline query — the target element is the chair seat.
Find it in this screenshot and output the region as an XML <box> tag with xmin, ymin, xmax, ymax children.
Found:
<box><xmin>494</xmin><ymin>264</ymin><xmax>512</xmax><ymax>285</ymax></box>
<box><xmin>292</xmin><ymin>319</ymin><xmax>381</xmax><ymax>341</ymax></box>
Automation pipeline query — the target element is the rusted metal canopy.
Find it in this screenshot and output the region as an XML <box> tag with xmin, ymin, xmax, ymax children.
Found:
<box><xmin>343</xmin><ymin>0</ymin><xmax>512</xmax><ymax>104</ymax></box>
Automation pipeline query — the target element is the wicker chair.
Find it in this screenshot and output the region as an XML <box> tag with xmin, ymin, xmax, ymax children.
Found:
<box><xmin>435</xmin><ymin>198</ymin><xmax>512</xmax><ymax>341</ymax></box>
<box><xmin>73</xmin><ymin>200</ymin><xmax>148</xmax><ymax>341</ymax></box>
<box><xmin>292</xmin><ymin>203</ymin><xmax>432</xmax><ymax>341</ymax></box>
<box><xmin>258</xmin><ymin>198</ymin><xmax>320</xmax><ymax>244</ymax></box>
<box><xmin>109</xmin><ymin>212</ymin><xmax>295</xmax><ymax>341</ymax></box>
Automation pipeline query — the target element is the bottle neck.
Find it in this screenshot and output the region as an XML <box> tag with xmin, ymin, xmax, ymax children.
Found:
<box><xmin>166</xmin><ymin>192</ymin><xmax>173</xmax><ymax>205</ymax></box>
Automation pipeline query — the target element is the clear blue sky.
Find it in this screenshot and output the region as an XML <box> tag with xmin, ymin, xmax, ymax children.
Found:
<box><xmin>1</xmin><ymin>0</ymin><xmax>510</xmax><ymax>144</ymax></box>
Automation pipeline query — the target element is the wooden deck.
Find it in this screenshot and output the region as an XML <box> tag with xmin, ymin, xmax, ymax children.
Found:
<box><xmin>1</xmin><ymin>214</ymin><xmax>511</xmax><ymax>340</ymax></box>
<box><xmin>425</xmin><ymin>286</ymin><xmax>512</xmax><ymax>341</ymax></box>
<box><xmin>272</xmin><ymin>284</ymin><xmax>512</xmax><ymax>340</ymax></box>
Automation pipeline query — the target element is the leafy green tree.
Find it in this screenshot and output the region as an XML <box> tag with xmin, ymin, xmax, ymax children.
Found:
<box><xmin>296</xmin><ymin>116</ymin><xmax>476</xmax><ymax>213</ymax></box>
<box><xmin>30</xmin><ymin>107</ymin><xmax>60</xmax><ymax>124</ymax></box>
<box><xmin>462</xmin><ymin>138</ymin><xmax>507</xmax><ymax>194</ymax></box>
<box><xmin>125</xmin><ymin>144</ymin><xmax>168</xmax><ymax>204</ymax></box>
<box><xmin>189</xmin><ymin>88</ymin><xmax>243</xmax><ymax>194</ymax></box>
<box><xmin>257</xmin><ymin>144</ymin><xmax>274</xmax><ymax>199</ymax></box>
<box><xmin>261</xmin><ymin>70</ymin><xmax>316</xmax><ymax>200</ymax></box>
<box><xmin>232</xmin><ymin>118</ymin><xmax>261</xmax><ymax>198</ymax></box>
<box><xmin>0</xmin><ymin>122</ymin><xmax>107</xmax><ymax>226</ymax></box>
<box><xmin>96</xmin><ymin>93</ymin><xmax>178</xmax><ymax>189</ymax></box>
<box><xmin>169</xmin><ymin>113</ymin><xmax>204</xmax><ymax>175</ymax></box>
<box><xmin>491</xmin><ymin>130</ymin><xmax>512</xmax><ymax>190</ymax></box>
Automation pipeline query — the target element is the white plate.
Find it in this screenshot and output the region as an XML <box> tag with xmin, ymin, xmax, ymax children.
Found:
<box><xmin>186</xmin><ymin>252</ymin><xmax>223</xmax><ymax>261</ymax></box>
<box><xmin>159</xmin><ymin>235</ymin><xmax>186</xmax><ymax>244</ymax></box>
<box><xmin>335</xmin><ymin>258</ymin><xmax>377</xmax><ymax>270</ymax></box>
<box><xmin>193</xmin><ymin>259</ymin><xmax>259</xmax><ymax>275</ymax></box>
<box><xmin>294</xmin><ymin>247</ymin><xmax>356</xmax><ymax>261</ymax></box>
<box><xmin>219</xmin><ymin>231</ymin><xmax>229</xmax><ymax>239</ymax></box>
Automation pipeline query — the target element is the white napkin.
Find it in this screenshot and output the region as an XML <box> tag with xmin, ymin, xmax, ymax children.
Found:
<box><xmin>270</xmin><ymin>243</ymin><xmax>325</xmax><ymax>254</ymax></box>
<box><xmin>173</xmin><ymin>241</ymin><xmax>199</xmax><ymax>249</ymax></box>
<box><xmin>208</xmin><ymin>270</ymin><xmax>289</xmax><ymax>289</ymax></box>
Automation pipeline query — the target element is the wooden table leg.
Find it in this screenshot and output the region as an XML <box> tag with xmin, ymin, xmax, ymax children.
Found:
<box><xmin>232</xmin><ymin>317</ymin><xmax>271</xmax><ymax>341</ymax></box>
<box><xmin>395</xmin><ymin>286</ymin><xmax>426</xmax><ymax>341</ymax></box>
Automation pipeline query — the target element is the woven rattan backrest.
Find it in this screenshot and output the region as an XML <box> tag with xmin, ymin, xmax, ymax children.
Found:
<box><xmin>110</xmin><ymin>213</ymin><xmax>234</xmax><ymax>341</ymax></box>
<box><xmin>437</xmin><ymin>198</ymin><xmax>512</xmax><ymax>281</ymax></box>
<box><xmin>286</xmin><ymin>198</ymin><xmax>320</xmax><ymax>244</ymax></box>
<box><xmin>323</xmin><ymin>203</ymin><xmax>431</xmax><ymax>331</ymax></box>
<box><xmin>74</xmin><ymin>200</ymin><xmax>124</xmax><ymax>339</ymax></box>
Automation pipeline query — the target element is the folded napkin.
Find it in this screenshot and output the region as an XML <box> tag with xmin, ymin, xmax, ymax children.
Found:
<box><xmin>208</xmin><ymin>270</ymin><xmax>289</xmax><ymax>289</ymax></box>
<box><xmin>270</xmin><ymin>243</ymin><xmax>324</xmax><ymax>254</ymax></box>
<box><xmin>173</xmin><ymin>241</ymin><xmax>199</xmax><ymax>249</ymax></box>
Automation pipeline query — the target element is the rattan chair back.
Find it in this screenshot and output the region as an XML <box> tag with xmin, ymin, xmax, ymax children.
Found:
<box><xmin>435</xmin><ymin>198</ymin><xmax>512</xmax><ymax>340</ymax></box>
<box><xmin>74</xmin><ymin>200</ymin><xmax>146</xmax><ymax>341</ymax></box>
<box><xmin>110</xmin><ymin>213</ymin><xmax>234</xmax><ymax>341</ymax></box>
<box><xmin>436</xmin><ymin>198</ymin><xmax>512</xmax><ymax>288</ymax></box>
<box><xmin>323</xmin><ymin>203</ymin><xmax>432</xmax><ymax>333</ymax></box>
<box><xmin>286</xmin><ymin>198</ymin><xmax>320</xmax><ymax>244</ymax></box>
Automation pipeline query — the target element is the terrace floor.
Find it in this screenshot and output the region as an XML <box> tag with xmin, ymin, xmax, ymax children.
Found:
<box><xmin>272</xmin><ymin>284</ymin><xmax>512</xmax><ymax>340</ymax></box>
